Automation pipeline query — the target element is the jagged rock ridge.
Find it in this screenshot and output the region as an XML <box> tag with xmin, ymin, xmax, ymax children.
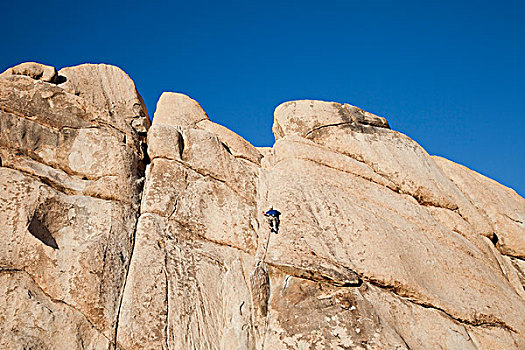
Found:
<box><xmin>0</xmin><ymin>62</ymin><xmax>524</xmax><ymax>349</ymax></box>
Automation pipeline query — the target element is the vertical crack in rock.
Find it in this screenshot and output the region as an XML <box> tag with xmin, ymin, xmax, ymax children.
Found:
<box><xmin>111</xmin><ymin>179</ymin><xmax>145</xmax><ymax>350</ymax></box>
<box><xmin>111</xmin><ymin>221</ymin><xmax>133</xmax><ymax>349</ymax></box>
<box><xmin>254</xmin><ymin>173</ymin><xmax>273</xmax><ymax>350</ymax></box>
<box><xmin>111</xmin><ymin>138</ymin><xmax>149</xmax><ymax>350</ymax></box>
<box><xmin>250</xmin><ymin>262</ymin><xmax>270</xmax><ymax>350</ymax></box>
<box><xmin>163</xmin><ymin>244</ymin><xmax>171</xmax><ymax>350</ymax></box>
<box><xmin>250</xmin><ymin>263</ymin><xmax>270</xmax><ymax>319</ymax></box>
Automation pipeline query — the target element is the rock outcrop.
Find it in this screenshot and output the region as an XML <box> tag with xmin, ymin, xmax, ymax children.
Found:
<box><xmin>1</xmin><ymin>62</ymin><xmax>524</xmax><ymax>349</ymax></box>
<box><xmin>0</xmin><ymin>62</ymin><xmax>149</xmax><ymax>349</ymax></box>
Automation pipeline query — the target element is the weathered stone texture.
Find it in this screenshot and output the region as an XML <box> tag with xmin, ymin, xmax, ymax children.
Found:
<box><xmin>433</xmin><ymin>156</ymin><xmax>525</xmax><ymax>259</ymax></box>
<box><xmin>58</xmin><ymin>63</ymin><xmax>151</xmax><ymax>135</ymax></box>
<box><xmin>117</xmin><ymin>93</ymin><xmax>261</xmax><ymax>349</ymax></box>
<box><xmin>1</xmin><ymin>63</ymin><xmax>524</xmax><ymax>349</ymax></box>
<box><xmin>117</xmin><ymin>96</ymin><xmax>524</xmax><ymax>349</ymax></box>
<box><xmin>0</xmin><ymin>62</ymin><xmax>149</xmax><ymax>348</ymax></box>
<box><xmin>0</xmin><ymin>62</ymin><xmax>58</xmax><ymax>83</ymax></box>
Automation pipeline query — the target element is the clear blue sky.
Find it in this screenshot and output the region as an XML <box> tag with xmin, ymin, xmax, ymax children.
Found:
<box><xmin>2</xmin><ymin>0</ymin><xmax>524</xmax><ymax>195</ymax></box>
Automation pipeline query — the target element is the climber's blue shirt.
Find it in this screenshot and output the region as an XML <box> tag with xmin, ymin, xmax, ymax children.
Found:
<box><xmin>265</xmin><ymin>209</ymin><xmax>281</xmax><ymax>217</ymax></box>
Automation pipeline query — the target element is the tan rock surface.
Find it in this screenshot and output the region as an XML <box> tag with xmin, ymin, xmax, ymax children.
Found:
<box><xmin>263</xmin><ymin>156</ymin><xmax>524</xmax><ymax>331</ymax></box>
<box><xmin>0</xmin><ymin>62</ymin><xmax>58</xmax><ymax>83</ymax></box>
<box><xmin>153</xmin><ymin>91</ymin><xmax>262</xmax><ymax>165</ymax></box>
<box><xmin>58</xmin><ymin>63</ymin><xmax>151</xmax><ymax>135</ymax></box>
<box><xmin>117</xmin><ymin>101</ymin><xmax>261</xmax><ymax>349</ymax></box>
<box><xmin>0</xmin><ymin>270</ymin><xmax>110</xmax><ymax>350</ymax></box>
<box><xmin>2</xmin><ymin>64</ymin><xmax>524</xmax><ymax>349</ymax></box>
<box><xmin>153</xmin><ymin>91</ymin><xmax>209</xmax><ymax>128</ymax></box>
<box><xmin>433</xmin><ymin>156</ymin><xmax>525</xmax><ymax>259</ymax></box>
<box><xmin>196</xmin><ymin>119</ymin><xmax>263</xmax><ymax>165</ymax></box>
<box><xmin>273</xmin><ymin>100</ymin><xmax>389</xmax><ymax>140</ymax></box>
<box><xmin>0</xmin><ymin>62</ymin><xmax>148</xmax><ymax>347</ymax></box>
<box><xmin>117</xmin><ymin>95</ymin><xmax>525</xmax><ymax>349</ymax></box>
<box><xmin>276</xmin><ymin>101</ymin><xmax>493</xmax><ymax>239</ymax></box>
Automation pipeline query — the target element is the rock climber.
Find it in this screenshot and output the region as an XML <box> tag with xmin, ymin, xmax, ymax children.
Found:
<box><xmin>264</xmin><ymin>207</ymin><xmax>281</xmax><ymax>233</ymax></box>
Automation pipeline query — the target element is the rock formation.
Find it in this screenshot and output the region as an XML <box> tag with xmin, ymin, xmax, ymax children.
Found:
<box><xmin>1</xmin><ymin>62</ymin><xmax>524</xmax><ymax>349</ymax></box>
<box><xmin>0</xmin><ymin>62</ymin><xmax>149</xmax><ymax>349</ymax></box>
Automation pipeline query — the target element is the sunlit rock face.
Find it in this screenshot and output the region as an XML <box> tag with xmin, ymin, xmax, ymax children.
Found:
<box><xmin>0</xmin><ymin>62</ymin><xmax>149</xmax><ymax>349</ymax></box>
<box><xmin>1</xmin><ymin>62</ymin><xmax>524</xmax><ymax>350</ymax></box>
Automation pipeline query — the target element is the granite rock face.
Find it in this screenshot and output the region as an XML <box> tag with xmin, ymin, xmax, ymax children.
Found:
<box><xmin>1</xmin><ymin>63</ymin><xmax>524</xmax><ymax>349</ymax></box>
<box><xmin>0</xmin><ymin>62</ymin><xmax>149</xmax><ymax>349</ymax></box>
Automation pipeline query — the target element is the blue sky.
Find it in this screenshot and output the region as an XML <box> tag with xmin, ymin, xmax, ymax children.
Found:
<box><xmin>2</xmin><ymin>0</ymin><xmax>524</xmax><ymax>195</ymax></box>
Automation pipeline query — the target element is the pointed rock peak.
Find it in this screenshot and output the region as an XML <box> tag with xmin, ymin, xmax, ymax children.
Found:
<box><xmin>273</xmin><ymin>99</ymin><xmax>389</xmax><ymax>140</ymax></box>
<box><xmin>0</xmin><ymin>62</ymin><xmax>58</xmax><ymax>83</ymax></box>
<box><xmin>343</xmin><ymin>103</ymin><xmax>390</xmax><ymax>129</ymax></box>
<box><xmin>153</xmin><ymin>92</ymin><xmax>209</xmax><ymax>128</ymax></box>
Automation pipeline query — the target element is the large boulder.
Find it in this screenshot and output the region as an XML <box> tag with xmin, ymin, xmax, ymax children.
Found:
<box><xmin>58</xmin><ymin>63</ymin><xmax>151</xmax><ymax>135</ymax></box>
<box><xmin>117</xmin><ymin>92</ymin><xmax>262</xmax><ymax>349</ymax></box>
<box><xmin>0</xmin><ymin>62</ymin><xmax>149</xmax><ymax>347</ymax></box>
<box><xmin>152</xmin><ymin>91</ymin><xmax>209</xmax><ymax>128</ymax></box>
<box><xmin>0</xmin><ymin>62</ymin><xmax>58</xmax><ymax>83</ymax></box>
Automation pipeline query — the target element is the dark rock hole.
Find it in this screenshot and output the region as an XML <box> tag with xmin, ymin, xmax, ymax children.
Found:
<box><xmin>55</xmin><ymin>75</ymin><xmax>67</xmax><ymax>84</ymax></box>
<box><xmin>28</xmin><ymin>214</ymin><xmax>59</xmax><ymax>249</ymax></box>
<box><xmin>491</xmin><ymin>233</ymin><xmax>499</xmax><ymax>246</ymax></box>
<box><xmin>142</xmin><ymin>141</ymin><xmax>151</xmax><ymax>166</ymax></box>
<box><xmin>221</xmin><ymin>142</ymin><xmax>232</xmax><ymax>155</ymax></box>
<box><xmin>178</xmin><ymin>134</ymin><xmax>185</xmax><ymax>160</ymax></box>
